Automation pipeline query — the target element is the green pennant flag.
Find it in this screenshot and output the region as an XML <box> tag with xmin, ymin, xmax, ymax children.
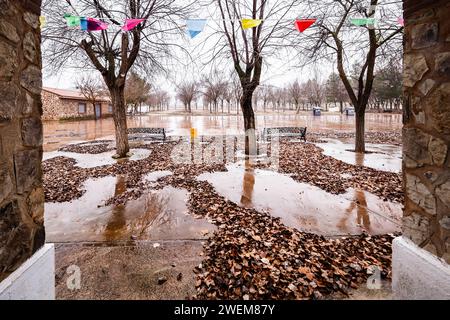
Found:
<box><xmin>64</xmin><ymin>14</ymin><xmax>81</xmax><ymax>27</ymax></box>
<box><xmin>350</xmin><ymin>18</ymin><xmax>376</xmax><ymax>27</ymax></box>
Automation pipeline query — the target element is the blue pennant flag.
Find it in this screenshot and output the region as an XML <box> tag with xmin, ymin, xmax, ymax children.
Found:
<box><xmin>186</xmin><ymin>19</ymin><xmax>207</xmax><ymax>38</ymax></box>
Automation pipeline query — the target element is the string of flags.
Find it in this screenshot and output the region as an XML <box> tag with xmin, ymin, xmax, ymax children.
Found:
<box><xmin>39</xmin><ymin>14</ymin><xmax>404</xmax><ymax>36</ymax></box>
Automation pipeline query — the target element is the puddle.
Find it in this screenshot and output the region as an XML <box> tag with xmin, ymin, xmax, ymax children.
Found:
<box><xmin>198</xmin><ymin>161</ymin><xmax>402</xmax><ymax>237</ymax></box>
<box><xmin>43</xmin><ymin>148</ymin><xmax>151</xmax><ymax>168</ymax></box>
<box><xmin>315</xmin><ymin>139</ymin><xmax>402</xmax><ymax>173</ymax></box>
<box><xmin>45</xmin><ymin>176</ymin><xmax>215</xmax><ymax>242</ymax></box>
<box><xmin>43</xmin><ymin>113</ymin><xmax>402</xmax><ymax>151</ymax></box>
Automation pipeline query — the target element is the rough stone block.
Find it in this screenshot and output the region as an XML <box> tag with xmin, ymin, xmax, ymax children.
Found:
<box><xmin>403</xmin><ymin>54</ymin><xmax>429</xmax><ymax>87</ymax></box>
<box><xmin>23</xmin><ymin>12</ymin><xmax>39</xmax><ymax>29</ymax></box>
<box><xmin>411</xmin><ymin>23</ymin><xmax>439</xmax><ymax>49</ymax></box>
<box><xmin>23</xmin><ymin>32</ymin><xmax>37</xmax><ymax>63</ymax></box>
<box><xmin>429</xmin><ymin>83</ymin><xmax>450</xmax><ymax>134</ymax></box>
<box><xmin>418</xmin><ymin>79</ymin><xmax>435</xmax><ymax>96</ymax></box>
<box><xmin>14</xmin><ymin>149</ymin><xmax>40</xmax><ymax>194</ymax></box>
<box><xmin>403</xmin><ymin>127</ymin><xmax>432</xmax><ymax>167</ymax></box>
<box><xmin>21</xmin><ymin>117</ymin><xmax>42</xmax><ymax>147</ymax></box>
<box><xmin>0</xmin><ymin>83</ymin><xmax>19</xmax><ymax>124</ymax></box>
<box><xmin>403</xmin><ymin>212</ymin><xmax>431</xmax><ymax>244</ymax></box>
<box><xmin>435</xmin><ymin>52</ymin><xmax>450</xmax><ymax>77</ymax></box>
<box><xmin>429</xmin><ymin>137</ymin><xmax>448</xmax><ymax>166</ymax></box>
<box><xmin>0</xmin><ymin>42</ymin><xmax>18</xmax><ymax>81</ymax></box>
<box><xmin>0</xmin><ymin>20</ymin><xmax>20</xmax><ymax>43</ymax></box>
<box><xmin>20</xmin><ymin>65</ymin><xmax>42</xmax><ymax>95</ymax></box>
<box><xmin>436</xmin><ymin>181</ymin><xmax>450</xmax><ymax>208</ymax></box>
<box><xmin>405</xmin><ymin>173</ymin><xmax>436</xmax><ymax>215</ymax></box>
<box><xmin>0</xmin><ymin>201</ymin><xmax>31</xmax><ymax>277</ymax></box>
<box><xmin>0</xmin><ymin>165</ymin><xmax>12</xmax><ymax>204</ymax></box>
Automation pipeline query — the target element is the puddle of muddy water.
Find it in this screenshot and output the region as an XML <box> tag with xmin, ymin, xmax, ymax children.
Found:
<box><xmin>45</xmin><ymin>175</ymin><xmax>215</xmax><ymax>243</ymax></box>
<box><xmin>43</xmin><ymin>148</ymin><xmax>151</xmax><ymax>168</ymax></box>
<box><xmin>198</xmin><ymin>161</ymin><xmax>402</xmax><ymax>237</ymax></box>
<box><xmin>43</xmin><ymin>113</ymin><xmax>402</xmax><ymax>151</ymax></box>
<box><xmin>315</xmin><ymin>139</ymin><xmax>402</xmax><ymax>173</ymax></box>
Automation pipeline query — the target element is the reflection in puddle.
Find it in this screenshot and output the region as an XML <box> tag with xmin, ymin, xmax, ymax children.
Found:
<box><xmin>198</xmin><ymin>163</ymin><xmax>402</xmax><ymax>236</ymax></box>
<box><xmin>45</xmin><ymin>176</ymin><xmax>215</xmax><ymax>242</ymax></box>
<box><xmin>315</xmin><ymin>139</ymin><xmax>401</xmax><ymax>173</ymax></box>
<box><xmin>42</xmin><ymin>148</ymin><xmax>151</xmax><ymax>168</ymax></box>
<box><xmin>43</xmin><ymin>113</ymin><xmax>402</xmax><ymax>151</ymax></box>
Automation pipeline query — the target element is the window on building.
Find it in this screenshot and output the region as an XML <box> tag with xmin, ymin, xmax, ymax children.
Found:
<box><xmin>108</xmin><ymin>104</ymin><xmax>113</xmax><ymax>113</ymax></box>
<box><xmin>78</xmin><ymin>103</ymin><xmax>86</xmax><ymax>114</ymax></box>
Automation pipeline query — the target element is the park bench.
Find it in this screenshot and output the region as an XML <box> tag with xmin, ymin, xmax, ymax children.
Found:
<box><xmin>127</xmin><ymin>127</ymin><xmax>166</xmax><ymax>141</ymax></box>
<box><xmin>262</xmin><ymin>127</ymin><xmax>307</xmax><ymax>142</ymax></box>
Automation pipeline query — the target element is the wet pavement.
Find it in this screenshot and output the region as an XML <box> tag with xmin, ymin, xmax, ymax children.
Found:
<box><xmin>45</xmin><ymin>175</ymin><xmax>216</xmax><ymax>243</ymax></box>
<box><xmin>315</xmin><ymin>139</ymin><xmax>402</xmax><ymax>173</ymax></box>
<box><xmin>198</xmin><ymin>161</ymin><xmax>402</xmax><ymax>237</ymax></box>
<box><xmin>43</xmin><ymin>112</ymin><xmax>402</xmax><ymax>151</ymax></box>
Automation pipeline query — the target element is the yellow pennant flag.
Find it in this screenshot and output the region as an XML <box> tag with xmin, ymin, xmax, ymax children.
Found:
<box><xmin>39</xmin><ymin>16</ymin><xmax>46</xmax><ymax>28</ymax></box>
<box><xmin>241</xmin><ymin>19</ymin><xmax>262</xmax><ymax>30</ymax></box>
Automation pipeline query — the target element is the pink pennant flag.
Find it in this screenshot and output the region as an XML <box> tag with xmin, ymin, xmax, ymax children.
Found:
<box><xmin>122</xmin><ymin>19</ymin><xmax>146</xmax><ymax>31</ymax></box>
<box><xmin>86</xmin><ymin>18</ymin><xmax>108</xmax><ymax>31</ymax></box>
<box><xmin>397</xmin><ymin>17</ymin><xmax>404</xmax><ymax>26</ymax></box>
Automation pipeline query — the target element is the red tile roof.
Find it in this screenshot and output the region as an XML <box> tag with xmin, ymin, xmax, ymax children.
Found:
<box><xmin>43</xmin><ymin>87</ymin><xmax>110</xmax><ymax>102</ymax></box>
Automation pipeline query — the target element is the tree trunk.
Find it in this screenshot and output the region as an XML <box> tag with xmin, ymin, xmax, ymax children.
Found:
<box><xmin>355</xmin><ymin>110</ymin><xmax>365</xmax><ymax>153</ymax></box>
<box><xmin>110</xmin><ymin>85</ymin><xmax>130</xmax><ymax>158</ymax></box>
<box><xmin>240</xmin><ymin>89</ymin><xmax>257</xmax><ymax>156</ymax></box>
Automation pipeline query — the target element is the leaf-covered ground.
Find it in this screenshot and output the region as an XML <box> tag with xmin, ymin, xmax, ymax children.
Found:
<box><xmin>43</xmin><ymin>132</ymin><xmax>402</xmax><ymax>299</ymax></box>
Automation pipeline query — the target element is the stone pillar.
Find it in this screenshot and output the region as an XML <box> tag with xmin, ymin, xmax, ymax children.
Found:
<box><xmin>0</xmin><ymin>0</ymin><xmax>45</xmax><ymax>282</ymax></box>
<box><xmin>393</xmin><ymin>0</ymin><xmax>450</xmax><ymax>299</ymax></box>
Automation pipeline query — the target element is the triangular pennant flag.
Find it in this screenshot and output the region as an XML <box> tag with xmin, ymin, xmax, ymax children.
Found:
<box><xmin>186</xmin><ymin>19</ymin><xmax>207</xmax><ymax>38</ymax></box>
<box><xmin>241</xmin><ymin>19</ymin><xmax>262</xmax><ymax>30</ymax></box>
<box><xmin>80</xmin><ymin>17</ymin><xmax>88</xmax><ymax>31</ymax></box>
<box><xmin>397</xmin><ymin>17</ymin><xmax>404</xmax><ymax>26</ymax></box>
<box><xmin>39</xmin><ymin>16</ymin><xmax>46</xmax><ymax>28</ymax></box>
<box><xmin>122</xmin><ymin>19</ymin><xmax>146</xmax><ymax>31</ymax></box>
<box><xmin>85</xmin><ymin>18</ymin><xmax>108</xmax><ymax>31</ymax></box>
<box><xmin>64</xmin><ymin>14</ymin><xmax>81</xmax><ymax>27</ymax></box>
<box><xmin>295</xmin><ymin>19</ymin><xmax>317</xmax><ymax>32</ymax></box>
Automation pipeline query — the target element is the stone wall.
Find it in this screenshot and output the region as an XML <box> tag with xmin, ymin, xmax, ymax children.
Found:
<box><xmin>0</xmin><ymin>0</ymin><xmax>45</xmax><ymax>282</ymax></box>
<box><xmin>42</xmin><ymin>90</ymin><xmax>112</xmax><ymax>120</ymax></box>
<box><xmin>403</xmin><ymin>0</ymin><xmax>450</xmax><ymax>263</ymax></box>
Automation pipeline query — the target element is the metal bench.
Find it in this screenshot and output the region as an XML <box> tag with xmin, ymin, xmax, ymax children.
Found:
<box><xmin>262</xmin><ymin>127</ymin><xmax>307</xmax><ymax>141</ymax></box>
<box><xmin>127</xmin><ymin>127</ymin><xmax>166</xmax><ymax>141</ymax></box>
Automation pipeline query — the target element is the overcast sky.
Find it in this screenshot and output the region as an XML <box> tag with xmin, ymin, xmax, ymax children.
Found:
<box><xmin>42</xmin><ymin>0</ymin><xmax>401</xmax><ymax>100</ymax></box>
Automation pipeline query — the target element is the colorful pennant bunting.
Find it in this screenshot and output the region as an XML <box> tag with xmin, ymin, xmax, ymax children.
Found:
<box><xmin>122</xmin><ymin>19</ymin><xmax>146</xmax><ymax>31</ymax></box>
<box><xmin>186</xmin><ymin>19</ymin><xmax>207</xmax><ymax>38</ymax></box>
<box><xmin>241</xmin><ymin>19</ymin><xmax>262</xmax><ymax>30</ymax></box>
<box><xmin>295</xmin><ymin>19</ymin><xmax>316</xmax><ymax>32</ymax></box>
<box><xmin>79</xmin><ymin>17</ymin><xmax>108</xmax><ymax>31</ymax></box>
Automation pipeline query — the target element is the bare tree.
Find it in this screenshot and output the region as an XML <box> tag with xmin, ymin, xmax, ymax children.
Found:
<box><xmin>325</xmin><ymin>72</ymin><xmax>348</xmax><ymax>113</ymax></box>
<box><xmin>288</xmin><ymin>80</ymin><xmax>302</xmax><ymax>113</ymax></box>
<box><xmin>202</xmin><ymin>69</ymin><xmax>227</xmax><ymax>113</ymax></box>
<box><xmin>42</xmin><ymin>0</ymin><xmax>191</xmax><ymax>158</ymax></box>
<box><xmin>301</xmin><ymin>0</ymin><xmax>403</xmax><ymax>152</ymax></box>
<box><xmin>125</xmin><ymin>71</ymin><xmax>151</xmax><ymax>114</ymax></box>
<box><xmin>210</xmin><ymin>0</ymin><xmax>302</xmax><ymax>154</ymax></box>
<box><xmin>176</xmin><ymin>81</ymin><xmax>200</xmax><ymax>113</ymax></box>
<box><xmin>75</xmin><ymin>74</ymin><xmax>107</xmax><ymax>117</ymax></box>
